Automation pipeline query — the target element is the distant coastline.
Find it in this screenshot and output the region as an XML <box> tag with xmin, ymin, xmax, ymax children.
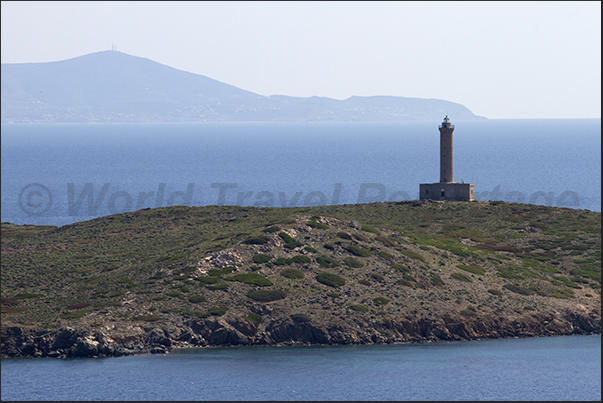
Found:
<box><xmin>1</xmin><ymin>51</ymin><xmax>485</xmax><ymax>124</ymax></box>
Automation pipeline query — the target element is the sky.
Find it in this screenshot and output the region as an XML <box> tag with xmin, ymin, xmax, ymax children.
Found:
<box><xmin>1</xmin><ymin>1</ymin><xmax>600</xmax><ymax>119</ymax></box>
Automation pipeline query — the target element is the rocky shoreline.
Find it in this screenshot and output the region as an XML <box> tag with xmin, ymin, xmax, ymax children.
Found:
<box><xmin>2</xmin><ymin>310</ymin><xmax>600</xmax><ymax>359</ymax></box>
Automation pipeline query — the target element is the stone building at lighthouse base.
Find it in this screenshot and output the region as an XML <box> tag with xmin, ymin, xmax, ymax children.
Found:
<box><xmin>420</xmin><ymin>182</ymin><xmax>474</xmax><ymax>201</ymax></box>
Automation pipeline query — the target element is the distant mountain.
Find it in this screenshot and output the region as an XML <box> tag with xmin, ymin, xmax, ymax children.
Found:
<box><xmin>1</xmin><ymin>51</ymin><xmax>485</xmax><ymax>123</ymax></box>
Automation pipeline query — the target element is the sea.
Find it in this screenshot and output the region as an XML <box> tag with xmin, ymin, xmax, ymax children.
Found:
<box><xmin>0</xmin><ymin>119</ymin><xmax>600</xmax><ymax>228</ymax></box>
<box><xmin>0</xmin><ymin>119</ymin><xmax>601</xmax><ymax>401</ymax></box>
<box><xmin>1</xmin><ymin>335</ymin><xmax>601</xmax><ymax>401</ymax></box>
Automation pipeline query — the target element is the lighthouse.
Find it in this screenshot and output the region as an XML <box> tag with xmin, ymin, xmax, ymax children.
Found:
<box><xmin>420</xmin><ymin>116</ymin><xmax>474</xmax><ymax>201</ymax></box>
<box><xmin>440</xmin><ymin>115</ymin><xmax>454</xmax><ymax>183</ymax></box>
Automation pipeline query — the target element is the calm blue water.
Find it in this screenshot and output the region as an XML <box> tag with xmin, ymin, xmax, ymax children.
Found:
<box><xmin>1</xmin><ymin>335</ymin><xmax>600</xmax><ymax>401</ymax></box>
<box><xmin>1</xmin><ymin>119</ymin><xmax>600</xmax><ymax>227</ymax></box>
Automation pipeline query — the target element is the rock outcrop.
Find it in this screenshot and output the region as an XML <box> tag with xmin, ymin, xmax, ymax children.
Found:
<box><xmin>2</xmin><ymin>310</ymin><xmax>599</xmax><ymax>358</ymax></box>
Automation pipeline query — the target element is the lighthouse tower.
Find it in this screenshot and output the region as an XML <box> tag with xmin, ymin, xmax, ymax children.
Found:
<box><xmin>419</xmin><ymin>116</ymin><xmax>474</xmax><ymax>201</ymax></box>
<box><xmin>440</xmin><ymin>115</ymin><xmax>454</xmax><ymax>183</ymax></box>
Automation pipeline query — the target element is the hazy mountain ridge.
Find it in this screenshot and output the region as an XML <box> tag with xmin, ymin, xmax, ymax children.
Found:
<box><xmin>1</xmin><ymin>51</ymin><xmax>485</xmax><ymax>123</ymax></box>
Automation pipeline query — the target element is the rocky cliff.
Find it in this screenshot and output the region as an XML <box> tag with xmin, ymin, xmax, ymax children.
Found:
<box><xmin>2</xmin><ymin>310</ymin><xmax>599</xmax><ymax>358</ymax></box>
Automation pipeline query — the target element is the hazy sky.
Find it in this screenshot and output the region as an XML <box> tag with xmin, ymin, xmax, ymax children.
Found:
<box><xmin>1</xmin><ymin>1</ymin><xmax>600</xmax><ymax>119</ymax></box>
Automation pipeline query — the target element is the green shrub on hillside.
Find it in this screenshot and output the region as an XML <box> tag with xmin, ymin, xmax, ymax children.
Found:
<box><xmin>391</xmin><ymin>263</ymin><xmax>409</xmax><ymax>272</ymax></box>
<box><xmin>541</xmin><ymin>266</ymin><xmax>562</xmax><ymax>273</ymax></box>
<box><xmin>317</xmin><ymin>255</ymin><xmax>339</xmax><ymax>268</ymax></box>
<box><xmin>570</xmin><ymin>266</ymin><xmax>600</xmax><ymax>281</ymax></box>
<box><xmin>551</xmin><ymin>275</ymin><xmax>582</xmax><ymax>289</ymax></box>
<box><xmin>208</xmin><ymin>266</ymin><xmax>235</xmax><ymax>276</ymax></box>
<box><xmin>307</xmin><ymin>221</ymin><xmax>329</xmax><ymax>229</ymax></box>
<box><xmin>279</xmin><ymin>232</ymin><xmax>296</xmax><ymax>243</ymax></box>
<box><xmin>281</xmin><ymin>268</ymin><xmax>305</xmax><ymax>279</ymax></box>
<box><xmin>186</xmin><ymin>310</ymin><xmax>210</xmax><ymax>319</ymax></box>
<box><xmin>375</xmin><ymin>235</ymin><xmax>397</xmax><ymax>247</ymax></box>
<box><xmin>208</xmin><ymin>306</ymin><xmax>229</xmax><ymax>316</ymax></box>
<box><xmin>187</xmin><ymin>295</ymin><xmax>206</xmax><ymax>303</ymax></box>
<box><xmin>400</xmin><ymin>249</ymin><xmax>425</xmax><ymax>261</ymax></box>
<box><xmin>353</xmin><ymin>233</ymin><xmax>368</xmax><ymax>242</ymax></box>
<box><xmin>316</xmin><ymin>272</ymin><xmax>346</xmax><ymax>287</ymax></box>
<box><xmin>550</xmin><ymin>288</ymin><xmax>576</xmax><ymax>299</ymax></box>
<box><xmin>430</xmin><ymin>274</ymin><xmax>445</xmax><ymax>286</ymax></box>
<box><xmin>441</xmin><ymin>244</ymin><xmax>471</xmax><ymax>257</ymax></box>
<box><xmin>243</xmin><ymin>235</ymin><xmax>270</xmax><ymax>245</ymax></box>
<box><xmin>344</xmin><ymin>257</ymin><xmax>364</xmax><ymax>268</ymax></box>
<box><xmin>345</xmin><ymin>245</ymin><xmax>371</xmax><ymax>257</ymax></box>
<box><xmin>180</xmin><ymin>267</ymin><xmax>196</xmax><ymax>274</ymax></box>
<box><xmin>378</xmin><ymin>251</ymin><xmax>393</xmax><ymax>259</ymax></box>
<box><xmin>274</xmin><ymin>257</ymin><xmax>290</xmax><ymax>265</ymax></box>
<box><xmin>60</xmin><ymin>310</ymin><xmax>89</xmax><ymax>319</ymax></box>
<box><xmin>229</xmin><ymin>273</ymin><xmax>272</xmax><ymax>286</ymax></box>
<box><xmin>244</xmin><ymin>312</ymin><xmax>262</xmax><ymax>324</ymax></box>
<box><xmin>291</xmin><ymin>255</ymin><xmax>311</xmax><ymax>264</ymax></box>
<box><xmin>396</xmin><ymin>279</ymin><xmax>413</xmax><ymax>287</ymax></box>
<box><xmin>196</xmin><ymin>276</ymin><xmax>222</xmax><ymax>284</ymax></box>
<box><xmin>67</xmin><ymin>302</ymin><xmax>90</xmax><ymax>310</ymax></box>
<box><xmin>361</xmin><ymin>225</ymin><xmax>381</xmax><ymax>234</ymax></box>
<box><xmin>457</xmin><ymin>264</ymin><xmax>486</xmax><ymax>276</ymax></box>
<box><xmin>503</xmin><ymin>283</ymin><xmax>534</xmax><ymax>295</ymax></box>
<box><xmin>172</xmin><ymin>285</ymin><xmax>190</xmax><ymax>293</ymax></box>
<box><xmin>206</xmin><ymin>283</ymin><xmax>229</xmax><ymax>291</ymax></box>
<box><xmin>247</xmin><ymin>290</ymin><xmax>287</xmax><ymax>302</ymax></box>
<box><xmin>350</xmin><ymin>304</ymin><xmax>369</xmax><ymax>312</ymax></box>
<box><xmin>451</xmin><ymin>272</ymin><xmax>472</xmax><ymax>283</ymax></box>
<box><xmin>252</xmin><ymin>254</ymin><xmax>272</xmax><ymax>264</ymax></box>
<box><xmin>373</xmin><ymin>297</ymin><xmax>389</xmax><ymax>305</ymax></box>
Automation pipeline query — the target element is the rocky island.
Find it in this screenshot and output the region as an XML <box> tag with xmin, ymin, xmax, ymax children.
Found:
<box><xmin>1</xmin><ymin>200</ymin><xmax>600</xmax><ymax>358</ymax></box>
